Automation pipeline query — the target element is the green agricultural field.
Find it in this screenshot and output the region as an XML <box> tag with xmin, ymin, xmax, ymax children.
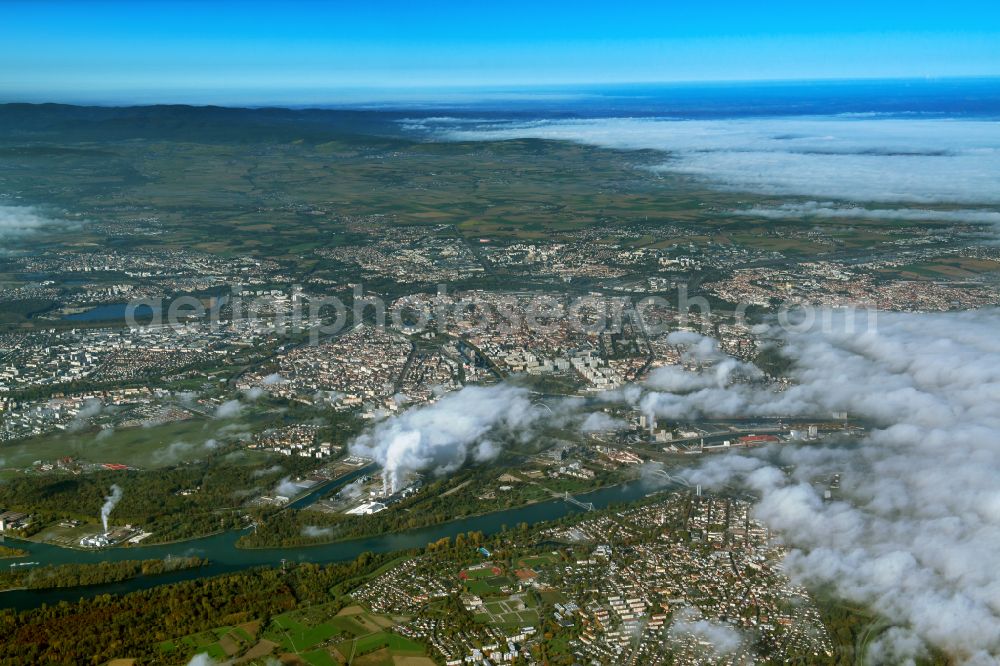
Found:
<box><xmin>330</xmin><ymin>612</ymin><xmax>386</xmax><ymax>637</ymax></box>
<box><xmin>266</xmin><ymin>614</ymin><xmax>341</xmax><ymax>652</ymax></box>
<box><xmin>242</xmin><ymin>605</ymin><xmax>428</xmax><ymax>666</ymax></box>
<box><xmin>884</xmin><ymin>257</ymin><xmax>1000</xmax><ymax>281</ymax></box>
<box><xmin>162</xmin><ymin>621</ymin><xmax>259</xmax><ymax>662</ymax></box>
<box><xmin>161</xmin><ymin>626</ymin><xmax>235</xmax><ymax>661</ymax></box>
<box><xmin>0</xmin><ymin>106</ymin><xmax>754</xmax><ymax>266</ymax></box>
<box><xmin>334</xmin><ymin>632</ymin><xmax>426</xmax><ymax>665</ymax></box>
<box><xmin>301</xmin><ymin>649</ymin><xmax>340</xmax><ymax>666</ymax></box>
<box><xmin>354</xmin><ymin>631</ymin><xmax>424</xmax><ymax>655</ymax></box>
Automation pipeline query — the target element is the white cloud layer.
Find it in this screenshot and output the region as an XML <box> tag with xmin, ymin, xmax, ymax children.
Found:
<box><xmin>732</xmin><ymin>201</ymin><xmax>1000</xmax><ymax>226</ymax></box>
<box><xmin>346</xmin><ymin>310</ymin><xmax>1000</xmax><ymax>661</ymax></box>
<box><xmin>441</xmin><ymin>116</ymin><xmax>1000</xmax><ymax>205</ymax></box>
<box><xmin>632</xmin><ymin>311</ymin><xmax>1000</xmax><ymax>663</ymax></box>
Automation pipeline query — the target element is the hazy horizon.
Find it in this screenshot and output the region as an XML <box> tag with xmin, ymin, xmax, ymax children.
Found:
<box><xmin>5</xmin><ymin>76</ymin><xmax>1000</xmax><ymax>110</ymax></box>
<box><xmin>3</xmin><ymin>0</ymin><xmax>999</xmax><ymax>105</ymax></box>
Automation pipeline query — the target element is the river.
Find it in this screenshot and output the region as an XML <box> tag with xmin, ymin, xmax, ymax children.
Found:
<box><xmin>0</xmin><ymin>477</ymin><xmax>662</xmax><ymax>611</ymax></box>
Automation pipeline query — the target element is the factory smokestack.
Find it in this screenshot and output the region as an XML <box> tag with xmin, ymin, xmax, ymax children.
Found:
<box><xmin>101</xmin><ymin>484</ymin><xmax>122</xmax><ymax>532</ymax></box>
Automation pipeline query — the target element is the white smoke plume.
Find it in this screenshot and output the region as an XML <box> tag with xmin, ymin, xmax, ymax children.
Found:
<box><xmin>336</xmin><ymin>478</ymin><xmax>366</xmax><ymax>501</ymax></box>
<box><xmin>274</xmin><ymin>476</ymin><xmax>302</xmax><ymax>498</ymax></box>
<box><xmin>634</xmin><ymin>309</ymin><xmax>1000</xmax><ymax>663</ymax></box>
<box><xmin>67</xmin><ymin>398</ymin><xmax>103</xmax><ymax>432</ymax></box>
<box><xmin>101</xmin><ymin>484</ymin><xmax>122</xmax><ymax>533</ymax></box>
<box><xmin>185</xmin><ymin>654</ymin><xmax>217</xmax><ymax>666</ymax></box>
<box><xmin>349</xmin><ymin>384</ymin><xmax>541</xmax><ymax>493</ymax></box>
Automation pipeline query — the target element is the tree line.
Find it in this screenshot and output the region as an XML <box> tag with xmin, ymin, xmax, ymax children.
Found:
<box><xmin>0</xmin><ymin>551</ymin><xmax>405</xmax><ymax>665</ymax></box>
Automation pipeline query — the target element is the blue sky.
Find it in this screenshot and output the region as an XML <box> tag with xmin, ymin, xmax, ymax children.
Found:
<box><xmin>2</xmin><ymin>0</ymin><xmax>999</xmax><ymax>104</ymax></box>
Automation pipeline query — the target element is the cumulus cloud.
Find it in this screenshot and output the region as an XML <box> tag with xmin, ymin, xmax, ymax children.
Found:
<box><xmin>440</xmin><ymin>116</ymin><xmax>1000</xmax><ymax>204</ymax></box>
<box><xmin>251</xmin><ymin>464</ymin><xmax>283</xmax><ymax>478</ymax></box>
<box><xmin>214</xmin><ymin>399</ymin><xmax>243</xmax><ymax>419</ymax></box>
<box><xmin>634</xmin><ymin>308</ymin><xmax>1000</xmax><ymax>663</ymax></box>
<box><xmin>301</xmin><ymin>525</ymin><xmax>335</xmax><ymax>538</ymax></box>
<box><xmin>243</xmin><ymin>387</ymin><xmax>266</xmax><ymax>401</ymax></box>
<box><xmin>313</xmin><ymin>389</ymin><xmax>344</xmax><ymax>405</ymax></box>
<box><xmin>262</xmin><ymin>373</ymin><xmax>285</xmax><ymax>385</ymax></box>
<box><xmin>349</xmin><ymin>384</ymin><xmax>542</xmax><ymax>493</ymax></box>
<box><xmin>644</xmin><ymin>331</ymin><xmax>763</xmax><ymax>396</ymax></box>
<box><xmin>244</xmin><ymin>373</ymin><xmax>286</xmax><ymax>401</ymax></box>
<box><xmin>0</xmin><ymin>204</ymin><xmax>71</xmax><ymax>249</ymax></box>
<box><xmin>152</xmin><ymin>439</ymin><xmax>219</xmax><ymax>464</ymax></box>
<box><xmin>636</xmin><ymin>461</ymin><xmax>694</xmax><ymax>492</ymax></box>
<box><xmin>217</xmin><ymin>423</ymin><xmax>252</xmax><ymax>440</ymax></box>
<box><xmin>579</xmin><ymin>411</ymin><xmax>627</xmax><ymax>432</ymax></box>
<box><xmin>668</xmin><ymin>607</ymin><xmax>746</xmax><ymax>658</ymax></box>
<box><xmin>153</xmin><ymin>440</ymin><xmax>194</xmax><ymax>464</ymax></box>
<box><xmin>76</xmin><ymin>398</ymin><xmax>104</xmax><ymax>419</ymax></box>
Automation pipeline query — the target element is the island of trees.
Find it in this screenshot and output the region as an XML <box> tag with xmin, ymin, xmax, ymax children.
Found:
<box><xmin>0</xmin><ymin>556</ymin><xmax>207</xmax><ymax>591</ymax></box>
